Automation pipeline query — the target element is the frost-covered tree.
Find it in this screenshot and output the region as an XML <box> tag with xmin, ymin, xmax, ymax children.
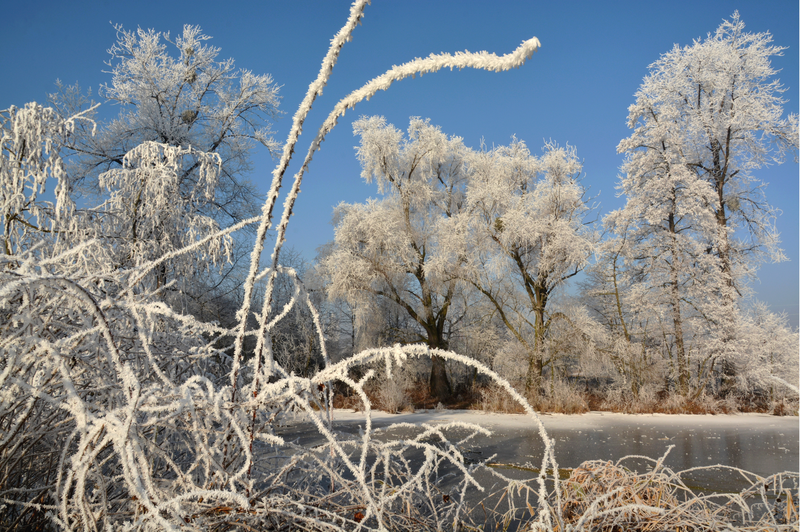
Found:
<box><xmin>613</xmin><ymin>12</ymin><xmax>798</xmax><ymax>395</ymax></box>
<box><xmin>95</xmin><ymin>141</ymin><xmax>235</xmax><ymax>290</ymax></box>
<box><xmin>604</xmin><ymin>168</ymin><xmax>721</xmax><ymax>396</ymax></box>
<box><xmin>53</xmin><ymin>24</ymin><xmax>280</xmax><ymax>218</ymax></box>
<box><xmin>444</xmin><ymin>140</ymin><xmax>596</xmax><ymax>394</ymax></box>
<box><xmin>50</xmin><ymin>25</ymin><xmax>280</xmax><ymax>307</ymax></box>
<box><xmin>581</xmin><ymin>234</ymin><xmax>635</xmax><ymax>344</ymax></box>
<box><xmin>581</xmin><ymin>230</ymin><xmax>667</xmax><ymax>399</ymax></box>
<box><xmin>259</xmin><ymin>248</ymin><xmax>328</xmax><ymax>376</ymax></box>
<box><xmin>319</xmin><ymin>116</ymin><xmax>471</xmax><ymax>400</ymax></box>
<box><xmin>0</xmin><ymin>102</ymin><xmax>96</xmax><ymax>258</ymax></box>
<box><xmin>731</xmin><ymin>302</ymin><xmax>799</xmax><ymax>396</ymax></box>
<box><xmin>0</xmin><ymin>101</ymin><xmax>242</xmax><ymax>530</ymax></box>
<box><xmin>618</xmin><ymin>12</ymin><xmax>797</xmax><ymax>286</ymax></box>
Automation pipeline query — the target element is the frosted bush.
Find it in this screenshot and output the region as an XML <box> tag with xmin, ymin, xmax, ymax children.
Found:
<box><xmin>533</xmin><ymin>378</ymin><xmax>589</xmax><ymax>414</ymax></box>
<box><xmin>1</xmin><ymin>240</ymin><xmax>568</xmax><ymax>530</ymax></box>
<box><xmin>375</xmin><ymin>370</ymin><xmax>411</xmax><ymax>414</ymax></box>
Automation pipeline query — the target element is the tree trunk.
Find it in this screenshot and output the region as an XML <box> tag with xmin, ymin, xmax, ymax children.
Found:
<box><xmin>525</xmin><ymin>352</ymin><xmax>543</xmax><ymax>396</ymax></box>
<box><xmin>668</xmin><ymin>209</ymin><xmax>689</xmax><ymax>395</ymax></box>
<box><xmin>420</xmin><ymin>283</ymin><xmax>452</xmax><ymax>401</ymax></box>
<box><xmin>429</xmin><ymin>355</ymin><xmax>452</xmax><ymax>401</ymax></box>
<box><xmin>670</xmin><ymin>277</ymin><xmax>689</xmax><ymax>395</ymax></box>
<box><xmin>525</xmin><ymin>283</ymin><xmax>547</xmax><ymax>396</ymax></box>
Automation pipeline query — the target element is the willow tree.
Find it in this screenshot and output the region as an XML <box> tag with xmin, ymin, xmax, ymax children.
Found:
<box><xmin>319</xmin><ymin>116</ymin><xmax>470</xmax><ymax>400</ymax></box>
<box><xmin>1</xmin><ymin>103</ymin><xmax>86</xmax><ymax>258</ymax></box>
<box><xmin>443</xmin><ymin>140</ymin><xmax>595</xmax><ymax>395</ymax></box>
<box><xmin>50</xmin><ymin>24</ymin><xmax>281</xmax><ymax>313</ymax></box>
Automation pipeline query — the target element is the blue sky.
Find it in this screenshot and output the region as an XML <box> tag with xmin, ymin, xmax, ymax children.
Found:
<box><xmin>2</xmin><ymin>1</ymin><xmax>798</xmax><ymax>326</ymax></box>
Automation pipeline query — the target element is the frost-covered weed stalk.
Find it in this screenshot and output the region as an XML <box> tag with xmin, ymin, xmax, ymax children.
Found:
<box><xmin>0</xmin><ymin>2</ymin><xmax>564</xmax><ymax>530</ymax></box>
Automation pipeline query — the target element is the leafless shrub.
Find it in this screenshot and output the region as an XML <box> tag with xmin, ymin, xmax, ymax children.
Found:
<box><xmin>376</xmin><ymin>371</ymin><xmax>412</xmax><ymax>414</ymax></box>
<box><xmin>531</xmin><ymin>378</ymin><xmax>590</xmax><ymax>414</ymax></box>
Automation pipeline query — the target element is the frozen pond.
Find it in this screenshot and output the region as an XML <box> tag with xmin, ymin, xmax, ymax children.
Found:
<box><xmin>284</xmin><ymin>410</ymin><xmax>798</xmax><ymax>494</ymax></box>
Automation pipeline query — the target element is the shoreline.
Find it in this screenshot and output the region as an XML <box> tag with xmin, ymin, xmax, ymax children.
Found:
<box><xmin>328</xmin><ymin>408</ymin><xmax>800</xmax><ymax>430</ymax></box>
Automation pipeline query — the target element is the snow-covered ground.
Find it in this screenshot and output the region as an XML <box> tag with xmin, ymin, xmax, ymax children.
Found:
<box><xmin>330</xmin><ymin>408</ymin><xmax>798</xmax><ymax>431</ymax></box>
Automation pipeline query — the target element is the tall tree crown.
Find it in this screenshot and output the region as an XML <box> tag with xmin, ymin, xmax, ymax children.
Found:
<box><xmin>52</xmin><ymin>24</ymin><xmax>281</xmax><ymax>225</ymax></box>
<box><xmin>617</xmin><ymin>11</ymin><xmax>797</xmax><ymax>286</ymax></box>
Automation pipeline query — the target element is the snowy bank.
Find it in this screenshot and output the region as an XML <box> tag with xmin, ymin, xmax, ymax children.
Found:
<box><xmin>330</xmin><ymin>408</ymin><xmax>799</xmax><ymax>431</ymax></box>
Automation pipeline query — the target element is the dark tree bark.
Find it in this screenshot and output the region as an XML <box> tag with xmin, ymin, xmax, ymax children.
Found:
<box><xmin>429</xmin><ymin>355</ymin><xmax>452</xmax><ymax>401</ymax></box>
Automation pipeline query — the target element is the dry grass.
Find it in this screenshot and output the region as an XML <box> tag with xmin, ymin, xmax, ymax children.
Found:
<box><xmin>476</xmin><ymin>383</ymin><xmax>528</xmax><ymax>414</ymax></box>
<box><xmin>474</xmin><ymin>380</ymin><xmax>589</xmax><ymax>415</ymax></box>
<box><xmin>555</xmin><ymin>452</ymin><xmax>799</xmax><ymax>532</ymax></box>
<box><xmin>339</xmin><ymin>385</ymin><xmax>799</xmax><ymax>417</ymax></box>
<box><xmin>531</xmin><ymin>380</ymin><xmax>590</xmax><ymax>414</ymax></box>
<box><xmin>337</xmin><ymin>374</ymin><xmax>799</xmax><ymax>417</ymax></box>
<box><xmin>771</xmin><ymin>398</ymin><xmax>799</xmax><ymax>416</ymax></box>
<box><xmin>467</xmin><ymin>449</ymin><xmax>799</xmax><ymax>532</ymax></box>
<box><xmin>592</xmin><ymin>384</ymin><xmax>799</xmax><ymax>417</ymax></box>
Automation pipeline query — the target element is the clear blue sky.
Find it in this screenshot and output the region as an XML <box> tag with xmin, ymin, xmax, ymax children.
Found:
<box><xmin>2</xmin><ymin>1</ymin><xmax>798</xmax><ymax>326</ymax></box>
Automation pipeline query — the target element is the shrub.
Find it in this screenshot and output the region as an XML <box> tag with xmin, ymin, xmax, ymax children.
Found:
<box><xmin>375</xmin><ymin>371</ymin><xmax>412</xmax><ymax>414</ymax></box>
